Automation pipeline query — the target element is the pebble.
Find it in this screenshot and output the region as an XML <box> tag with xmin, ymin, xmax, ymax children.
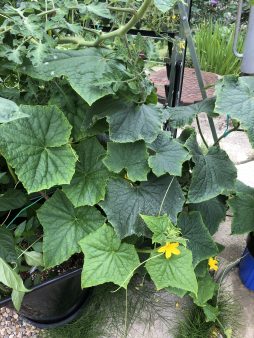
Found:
<box><xmin>0</xmin><ymin>307</ymin><xmax>42</xmax><ymax>337</ymax></box>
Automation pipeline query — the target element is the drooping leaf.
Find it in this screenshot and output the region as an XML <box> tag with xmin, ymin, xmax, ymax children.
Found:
<box><xmin>154</xmin><ymin>0</ymin><xmax>179</xmax><ymax>13</ymax></box>
<box><xmin>148</xmin><ymin>131</ymin><xmax>190</xmax><ymax>176</ymax></box>
<box><xmin>0</xmin><ymin>257</ymin><xmax>28</xmax><ymax>292</ymax></box>
<box><xmin>23</xmin><ymin>48</ymin><xmax>128</xmax><ymax>106</ymax></box>
<box><xmin>0</xmin><ymin>97</ymin><xmax>29</xmax><ymax>123</ymax></box>
<box><xmin>165</xmin><ymin>98</ymin><xmax>216</xmax><ymax>128</ymax></box>
<box><xmin>24</xmin><ymin>251</ymin><xmax>44</xmax><ymax>267</ymax></box>
<box><xmin>37</xmin><ymin>190</ymin><xmax>105</xmax><ymax>268</ymax></box>
<box><xmin>192</xmin><ymin>271</ymin><xmax>217</xmax><ymax>306</ymax></box>
<box><xmin>0</xmin><ymin>105</ymin><xmax>77</xmax><ymax>194</ymax></box>
<box><xmin>178</xmin><ymin>212</ymin><xmax>218</xmax><ymax>266</ymax></box>
<box><xmin>63</xmin><ymin>137</ymin><xmax>110</xmax><ymax>207</ymax></box>
<box><xmin>189</xmin><ymin>197</ymin><xmax>227</xmax><ymax>235</ymax></box>
<box><xmin>0</xmin><ymin>228</ymin><xmax>17</xmax><ymax>263</ymax></box>
<box><xmin>100</xmin><ymin>176</ymin><xmax>185</xmax><ymax>239</ymax></box>
<box><xmin>228</xmin><ymin>193</ymin><xmax>254</xmax><ymax>234</ymax></box>
<box><xmin>215</xmin><ymin>76</ymin><xmax>254</xmax><ymax>146</ymax></box>
<box><xmin>0</xmin><ymin>189</ymin><xmax>27</xmax><ymax>212</ymax></box>
<box><xmin>187</xmin><ymin>144</ymin><xmax>237</xmax><ymax>203</ymax></box>
<box><xmin>79</xmin><ymin>224</ymin><xmax>140</xmax><ymax>288</ymax></box>
<box><xmin>91</xmin><ymin>98</ymin><xmax>163</xmax><ymax>143</ymax></box>
<box><xmin>11</xmin><ymin>290</ymin><xmax>25</xmax><ymax>311</ymax></box>
<box><xmin>103</xmin><ymin>141</ymin><xmax>150</xmax><ymax>181</ymax></box>
<box><xmin>145</xmin><ymin>247</ymin><xmax>198</xmax><ymax>294</ymax></box>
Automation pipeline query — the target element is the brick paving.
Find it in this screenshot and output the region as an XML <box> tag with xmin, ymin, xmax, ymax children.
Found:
<box><xmin>149</xmin><ymin>67</ymin><xmax>219</xmax><ymax>104</ymax></box>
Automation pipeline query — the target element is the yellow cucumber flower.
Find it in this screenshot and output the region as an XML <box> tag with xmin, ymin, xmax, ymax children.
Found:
<box><xmin>178</xmin><ymin>41</ymin><xmax>185</xmax><ymax>50</ymax></box>
<box><xmin>157</xmin><ymin>242</ymin><xmax>180</xmax><ymax>259</ymax></box>
<box><xmin>208</xmin><ymin>257</ymin><xmax>219</xmax><ymax>271</ymax></box>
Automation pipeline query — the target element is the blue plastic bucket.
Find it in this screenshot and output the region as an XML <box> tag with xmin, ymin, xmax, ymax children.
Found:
<box><xmin>239</xmin><ymin>233</ymin><xmax>254</xmax><ymax>291</ymax></box>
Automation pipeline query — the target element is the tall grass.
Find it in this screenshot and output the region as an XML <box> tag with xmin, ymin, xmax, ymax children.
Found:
<box><xmin>194</xmin><ymin>21</ymin><xmax>244</xmax><ymax>75</ymax></box>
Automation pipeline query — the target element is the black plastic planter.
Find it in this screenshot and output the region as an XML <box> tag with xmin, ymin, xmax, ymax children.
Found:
<box><xmin>0</xmin><ymin>268</ymin><xmax>92</xmax><ymax>328</ymax></box>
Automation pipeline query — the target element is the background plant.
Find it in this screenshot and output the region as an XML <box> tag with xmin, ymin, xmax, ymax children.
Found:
<box><xmin>193</xmin><ymin>20</ymin><xmax>244</xmax><ymax>75</ymax></box>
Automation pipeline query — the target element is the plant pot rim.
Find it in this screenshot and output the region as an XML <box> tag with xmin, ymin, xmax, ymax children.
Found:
<box><xmin>0</xmin><ymin>267</ymin><xmax>83</xmax><ymax>306</ymax></box>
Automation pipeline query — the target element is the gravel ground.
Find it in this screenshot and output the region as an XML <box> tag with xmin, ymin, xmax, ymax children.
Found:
<box><xmin>0</xmin><ymin>307</ymin><xmax>41</xmax><ymax>337</ymax></box>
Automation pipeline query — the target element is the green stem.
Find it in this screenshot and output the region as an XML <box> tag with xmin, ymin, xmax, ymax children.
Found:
<box><xmin>112</xmin><ymin>253</ymin><xmax>163</xmax><ymax>293</ymax></box>
<box><xmin>7</xmin><ymin>163</ymin><xmax>18</xmax><ymax>184</ymax></box>
<box><xmin>196</xmin><ymin>116</ymin><xmax>209</xmax><ymax>149</ymax></box>
<box><xmin>158</xmin><ymin>177</ymin><xmax>174</xmax><ymax>216</ymax></box>
<box><xmin>213</xmin><ymin>125</ymin><xmax>244</xmax><ymax>146</ymax></box>
<box><xmin>58</xmin><ymin>0</ymin><xmax>152</xmax><ymax>47</ymax></box>
<box><xmin>107</xmin><ymin>6</ymin><xmax>136</xmax><ymax>15</ymax></box>
<box><xmin>38</xmin><ymin>8</ymin><xmax>56</xmax><ymax>17</ymax></box>
<box><xmin>17</xmin><ymin>235</ymin><xmax>43</xmax><ymax>260</ymax></box>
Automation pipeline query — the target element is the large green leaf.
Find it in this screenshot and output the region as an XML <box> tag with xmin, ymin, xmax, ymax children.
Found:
<box><xmin>100</xmin><ymin>176</ymin><xmax>185</xmax><ymax>239</ymax></box>
<box><xmin>63</xmin><ymin>137</ymin><xmax>110</xmax><ymax>207</ymax></box>
<box><xmin>0</xmin><ymin>228</ymin><xmax>17</xmax><ymax>263</ymax></box>
<box><xmin>148</xmin><ymin>131</ymin><xmax>190</xmax><ymax>176</ymax></box>
<box><xmin>0</xmin><ymin>189</ymin><xmax>27</xmax><ymax>212</ymax></box>
<box><xmin>145</xmin><ymin>247</ymin><xmax>198</xmax><ymax>294</ymax></box>
<box><xmin>189</xmin><ymin>197</ymin><xmax>227</xmax><ymax>235</ymax></box>
<box><xmin>103</xmin><ymin>141</ymin><xmax>149</xmax><ymax>181</ymax></box>
<box><xmin>215</xmin><ymin>76</ymin><xmax>254</xmax><ymax>146</ymax></box>
<box><xmin>187</xmin><ymin>145</ymin><xmax>237</xmax><ymax>203</ymax></box>
<box><xmin>154</xmin><ymin>0</ymin><xmax>179</xmax><ymax>12</ymax></box>
<box><xmin>91</xmin><ymin>98</ymin><xmax>163</xmax><ymax>143</ymax></box>
<box><xmin>228</xmin><ymin>193</ymin><xmax>254</xmax><ymax>234</ymax></box>
<box><xmin>165</xmin><ymin>98</ymin><xmax>216</xmax><ymax>128</ymax></box>
<box><xmin>0</xmin><ymin>257</ymin><xmax>28</xmax><ymax>292</ymax></box>
<box><xmin>178</xmin><ymin>212</ymin><xmax>218</xmax><ymax>266</ymax></box>
<box><xmin>37</xmin><ymin>190</ymin><xmax>105</xmax><ymax>268</ymax></box>
<box><xmin>23</xmin><ymin>48</ymin><xmax>127</xmax><ymax>106</ymax></box>
<box><xmin>0</xmin><ymin>105</ymin><xmax>77</xmax><ymax>194</ymax></box>
<box><xmin>0</xmin><ymin>97</ymin><xmax>29</xmax><ymax>123</ymax></box>
<box><xmin>79</xmin><ymin>224</ymin><xmax>140</xmax><ymax>288</ymax></box>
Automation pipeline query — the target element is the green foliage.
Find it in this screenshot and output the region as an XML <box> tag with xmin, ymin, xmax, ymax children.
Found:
<box><xmin>175</xmin><ymin>291</ymin><xmax>242</xmax><ymax>338</ymax></box>
<box><xmin>0</xmin><ymin>97</ymin><xmax>29</xmax><ymax>123</ymax></box>
<box><xmin>37</xmin><ymin>190</ymin><xmax>105</xmax><ymax>268</ymax></box>
<box><xmin>79</xmin><ymin>224</ymin><xmax>140</xmax><ymax>288</ymax></box>
<box><xmin>0</xmin><ymin>0</ymin><xmax>251</xmax><ymax>325</ymax></box>
<box><xmin>194</xmin><ymin>21</ymin><xmax>243</xmax><ymax>75</ymax></box>
<box><xmin>0</xmin><ymin>105</ymin><xmax>77</xmax><ymax>193</ymax></box>
<box><xmin>215</xmin><ymin>76</ymin><xmax>254</xmax><ymax>146</ymax></box>
<box><xmin>178</xmin><ymin>212</ymin><xmax>218</xmax><ymax>267</ymax></box>
<box><xmin>146</xmin><ymin>247</ymin><xmax>198</xmax><ymax>293</ymax></box>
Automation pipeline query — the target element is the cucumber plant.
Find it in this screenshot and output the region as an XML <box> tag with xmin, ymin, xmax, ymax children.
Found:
<box><xmin>0</xmin><ymin>1</ymin><xmax>253</xmax><ymax>333</ymax></box>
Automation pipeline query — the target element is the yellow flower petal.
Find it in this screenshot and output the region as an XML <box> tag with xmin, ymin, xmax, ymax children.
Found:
<box><xmin>158</xmin><ymin>245</ymin><xmax>167</xmax><ymax>253</ymax></box>
<box><xmin>208</xmin><ymin>257</ymin><xmax>219</xmax><ymax>271</ymax></box>
<box><xmin>157</xmin><ymin>242</ymin><xmax>181</xmax><ymax>259</ymax></box>
<box><xmin>165</xmin><ymin>250</ymin><xmax>172</xmax><ymax>259</ymax></box>
<box><xmin>171</xmin><ymin>247</ymin><xmax>180</xmax><ymax>255</ymax></box>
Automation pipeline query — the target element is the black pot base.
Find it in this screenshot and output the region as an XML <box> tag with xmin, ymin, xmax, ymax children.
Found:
<box><xmin>22</xmin><ymin>292</ymin><xmax>91</xmax><ymax>329</ymax></box>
